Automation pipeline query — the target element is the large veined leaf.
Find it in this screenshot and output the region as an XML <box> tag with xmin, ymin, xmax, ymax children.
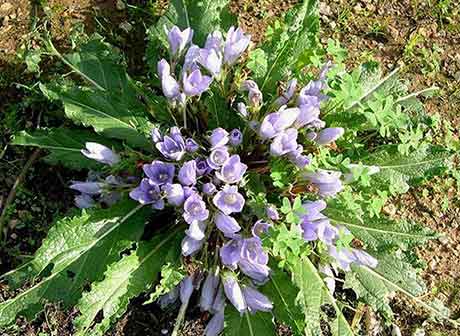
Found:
<box><xmin>74</xmin><ymin>230</ymin><xmax>183</xmax><ymax>336</ymax></box>
<box><xmin>11</xmin><ymin>128</ymin><xmax>115</xmax><ymax>170</ymax></box>
<box><xmin>257</xmin><ymin>0</ymin><xmax>319</xmax><ymax>93</ymax></box>
<box><xmin>345</xmin><ymin>254</ymin><xmax>456</xmax><ymax>325</ymax></box>
<box><xmin>325</xmin><ymin>199</ymin><xmax>437</xmax><ymax>251</ymax></box>
<box><xmin>224</xmin><ymin>307</ymin><xmax>276</xmax><ymax>336</ymax></box>
<box><xmin>187</xmin><ymin>0</ymin><xmax>236</xmax><ymax>45</ymax></box>
<box><xmin>290</xmin><ymin>257</ymin><xmax>354</xmax><ymax>336</ymax></box>
<box><xmin>291</xmin><ymin>258</ymin><xmax>322</xmax><ymax>335</ymax></box>
<box><xmin>363</xmin><ymin>144</ymin><xmax>451</xmax><ymax>186</ymax></box>
<box><xmin>0</xmin><ymin>200</ymin><xmax>150</xmax><ymax>326</ymax></box>
<box><xmin>49</xmin><ymin>36</ymin><xmax>134</xmax><ymax>94</ymax></box>
<box><xmin>57</xmin><ymin>87</ymin><xmax>152</xmax><ymax>149</ymax></box>
<box><xmin>150</xmin><ymin>0</ymin><xmax>236</xmax><ymax>51</ymax></box>
<box><xmin>205</xmin><ymin>90</ymin><xmax>243</xmax><ymax>129</ymax></box>
<box><xmin>47</xmin><ymin>37</ymin><xmax>153</xmax><ymax>149</ymax></box>
<box><xmin>261</xmin><ymin>267</ymin><xmax>304</xmax><ymax>335</ymax></box>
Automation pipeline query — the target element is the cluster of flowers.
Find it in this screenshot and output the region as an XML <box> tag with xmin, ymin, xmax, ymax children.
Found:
<box><xmin>70</xmin><ymin>143</ymin><xmax>124</xmax><ymax>209</ymax></box>
<box><xmin>158</xmin><ymin>25</ymin><xmax>250</xmax><ymax>103</ymax></box>
<box><xmin>127</xmin><ymin>125</ymin><xmax>274</xmax><ymax>335</ymax></box>
<box><xmin>236</xmin><ymin>65</ymin><xmax>345</xmax><ymax>198</ymax></box>
<box><xmin>68</xmin><ymin>25</ymin><xmax>380</xmax><ymax>336</ymax></box>
<box><xmin>299</xmin><ymin>199</ymin><xmax>377</xmax><ymax>293</ymax></box>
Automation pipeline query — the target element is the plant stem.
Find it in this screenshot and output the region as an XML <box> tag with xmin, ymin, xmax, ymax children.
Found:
<box><xmin>171</xmin><ymin>299</ymin><xmax>189</xmax><ymax>336</ymax></box>
<box><xmin>0</xmin><ymin>149</ymin><xmax>40</xmax><ymax>239</ymax></box>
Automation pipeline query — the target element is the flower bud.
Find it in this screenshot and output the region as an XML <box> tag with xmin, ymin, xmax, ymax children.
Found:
<box><xmin>200</xmin><ymin>270</ymin><xmax>220</xmax><ymax>312</ymax></box>
<box><xmin>81</xmin><ymin>142</ymin><xmax>120</xmax><ymax>166</ymax></box>
<box><xmin>222</xmin><ymin>273</ymin><xmax>246</xmax><ymax>313</ymax></box>
<box><xmin>242</xmin><ymin>286</ymin><xmax>273</xmax><ymax>313</ymax></box>
<box><xmin>70</xmin><ymin>181</ymin><xmax>104</xmax><ymax>195</ymax></box>
<box><xmin>180</xmin><ymin>276</ymin><xmax>194</xmax><ymax>303</ymax></box>
<box><xmin>166</xmin><ymin>26</ymin><xmax>193</xmax><ymax>56</ymax></box>
<box><xmin>204</xmin><ymin>310</ymin><xmax>225</xmax><ymax>336</ymax></box>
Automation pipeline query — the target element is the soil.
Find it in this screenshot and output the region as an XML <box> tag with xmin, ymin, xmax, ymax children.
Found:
<box><xmin>1</xmin><ymin>0</ymin><xmax>460</xmax><ymax>335</ymax></box>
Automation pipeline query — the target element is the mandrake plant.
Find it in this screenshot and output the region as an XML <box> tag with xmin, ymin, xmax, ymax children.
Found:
<box><xmin>1</xmin><ymin>0</ymin><xmax>459</xmax><ymax>335</ymax></box>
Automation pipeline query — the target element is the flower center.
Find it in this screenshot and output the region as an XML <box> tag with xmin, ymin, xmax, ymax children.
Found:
<box><xmin>224</xmin><ymin>193</ymin><xmax>237</xmax><ymax>205</ymax></box>
<box><xmin>214</xmin><ymin>152</ymin><xmax>225</xmax><ymax>164</ymax></box>
<box><xmin>190</xmin><ymin>203</ymin><xmax>201</xmax><ymax>215</ymax></box>
<box><xmin>158</xmin><ymin>173</ymin><xmax>168</xmax><ymax>181</ymax></box>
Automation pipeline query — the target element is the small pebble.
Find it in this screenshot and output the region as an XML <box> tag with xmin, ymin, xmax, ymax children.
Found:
<box><xmin>116</xmin><ymin>0</ymin><xmax>126</xmax><ymax>10</ymax></box>
<box><xmin>119</xmin><ymin>21</ymin><xmax>132</xmax><ymax>32</ymax></box>
<box><xmin>391</xmin><ymin>324</ymin><xmax>402</xmax><ymax>336</ymax></box>
<box><xmin>413</xmin><ymin>328</ymin><xmax>425</xmax><ymax>336</ymax></box>
<box><xmin>161</xmin><ymin>329</ymin><xmax>169</xmax><ymax>335</ymax></box>
<box><xmin>0</xmin><ymin>2</ymin><xmax>13</xmax><ymax>13</ymax></box>
<box><xmin>438</xmin><ymin>236</ymin><xmax>449</xmax><ymax>245</ymax></box>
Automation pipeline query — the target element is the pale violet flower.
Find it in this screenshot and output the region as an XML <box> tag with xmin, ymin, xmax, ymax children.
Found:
<box><xmin>143</xmin><ymin>161</ymin><xmax>175</xmax><ymax>186</ymax></box>
<box><xmin>213</xmin><ymin>185</ymin><xmax>245</xmax><ymax>215</ymax></box>
<box><xmin>129</xmin><ymin>179</ymin><xmax>164</xmax><ymax>209</ymax></box>
<box><xmin>315</xmin><ymin>127</ymin><xmax>344</xmax><ymax>145</ymax></box>
<box><xmin>303</xmin><ymin>170</ymin><xmax>343</xmax><ymax>198</ymax></box>
<box><xmin>209</xmin><ymin>128</ymin><xmax>229</xmax><ymax>149</ymax></box>
<box><xmin>215</xmin><ymin>155</ymin><xmax>247</xmax><ymax>184</ymax></box>
<box><xmin>222</xmin><ymin>273</ymin><xmax>246</xmax><ymax>313</ymax></box>
<box><xmin>200</xmin><ymin>270</ymin><xmax>220</xmax><ymax>312</ymax></box>
<box><xmin>166</xmin><ymin>26</ymin><xmax>193</xmax><ymax>56</ymax></box>
<box><xmin>183</xmin><ymin>69</ymin><xmax>213</xmax><ymax>96</ymax></box>
<box><xmin>207</xmin><ymin>147</ymin><xmax>230</xmax><ymax>170</ymax></box>
<box><xmin>251</xmin><ymin>220</ymin><xmax>272</xmax><ymax>238</ymax></box>
<box><xmin>242</xmin><ymin>80</ymin><xmax>263</xmax><ymax>106</ymax></box>
<box><xmin>178</xmin><ymin>160</ymin><xmax>197</xmax><ymax>186</ymax></box>
<box><xmin>229</xmin><ymin>129</ymin><xmax>243</xmax><ymax>146</ymax></box>
<box><xmin>185</xmin><ymin>220</ymin><xmax>207</xmax><ymax>241</ymax></box>
<box><xmin>215</xmin><ymin>212</ymin><xmax>241</xmax><ymax>237</ymax></box>
<box><xmin>182</xmin><ymin>236</ymin><xmax>204</xmax><ymax>256</ymax></box>
<box><xmin>205</xmin><ymin>31</ymin><xmax>224</xmax><ymax>53</ymax></box>
<box><xmin>224</xmin><ymin>27</ymin><xmax>251</xmax><ymax>65</ymax></box>
<box><xmin>259</xmin><ymin>107</ymin><xmax>300</xmax><ymax>139</ymax></box>
<box><xmin>204</xmin><ymin>310</ymin><xmax>224</xmax><ymax>336</ymax></box>
<box><xmin>242</xmin><ymin>286</ymin><xmax>273</xmax><ymax>313</ymax></box>
<box><xmin>162</xmin><ymin>183</ymin><xmax>185</xmax><ymax>206</ymax></box>
<box><xmin>183</xmin><ymin>193</ymin><xmax>209</xmax><ymax>224</ymax></box>
<box><xmin>81</xmin><ymin>142</ymin><xmax>120</xmax><ymax>166</ymax></box>
<box><xmin>270</xmin><ymin>128</ymin><xmax>298</xmax><ymax>156</ymax></box>
<box><xmin>274</xmin><ymin>79</ymin><xmax>298</xmax><ymax>107</ymax></box>
<box><xmin>199</xmin><ymin>48</ymin><xmax>222</xmax><ymax>76</ymax></box>
<box><xmin>74</xmin><ymin>194</ymin><xmax>95</xmax><ymax>209</ymax></box>
<box><xmin>70</xmin><ymin>181</ymin><xmax>104</xmax><ymax>195</ymax></box>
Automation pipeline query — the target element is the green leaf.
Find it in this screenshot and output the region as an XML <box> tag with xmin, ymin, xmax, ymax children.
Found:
<box><xmin>47</xmin><ymin>37</ymin><xmax>153</xmax><ymax>148</ymax></box>
<box><xmin>57</xmin><ymin>87</ymin><xmax>152</xmax><ymax>149</ymax></box>
<box><xmin>150</xmin><ymin>0</ymin><xmax>236</xmax><ymax>49</ymax></box>
<box><xmin>259</xmin><ymin>0</ymin><xmax>319</xmax><ymax>93</ymax></box>
<box><xmin>224</xmin><ymin>307</ymin><xmax>276</xmax><ymax>336</ymax></box>
<box><xmin>287</xmin><ymin>256</ymin><xmax>354</xmax><ymax>336</ymax></box>
<box><xmin>363</xmin><ymin>144</ymin><xmax>451</xmax><ymax>186</ymax></box>
<box><xmin>64</xmin><ymin>38</ymin><xmax>127</xmax><ymax>92</ymax></box>
<box><xmin>146</xmin><ymin>262</ymin><xmax>185</xmax><ymax>304</ymax></box>
<box><xmin>291</xmin><ymin>258</ymin><xmax>322</xmax><ymax>335</ymax></box>
<box><xmin>49</xmin><ymin>36</ymin><xmax>136</xmax><ymax>94</ymax></box>
<box><xmin>74</xmin><ymin>230</ymin><xmax>183</xmax><ymax>336</ymax></box>
<box><xmin>205</xmin><ymin>91</ymin><xmax>242</xmax><ymax>129</ymax></box>
<box><xmin>0</xmin><ymin>200</ymin><xmax>149</xmax><ymax>326</ymax></box>
<box><xmin>247</xmin><ymin>49</ymin><xmax>268</xmax><ymax>80</ymax></box>
<box><xmin>342</xmin><ymin>67</ymin><xmax>400</xmax><ymax>112</ymax></box>
<box><xmin>326</xmin><ymin>199</ymin><xmax>437</xmax><ymax>251</ymax></box>
<box><xmin>11</xmin><ymin>129</ymin><xmax>114</xmax><ymax>170</ymax></box>
<box><xmin>187</xmin><ymin>0</ymin><xmax>236</xmax><ymax>45</ymax></box>
<box><xmin>345</xmin><ymin>254</ymin><xmax>455</xmax><ymax>325</ymax></box>
<box><xmin>261</xmin><ymin>267</ymin><xmax>304</xmax><ymax>334</ymax></box>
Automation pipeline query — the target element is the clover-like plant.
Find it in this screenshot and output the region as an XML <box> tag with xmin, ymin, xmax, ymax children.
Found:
<box><xmin>1</xmin><ymin>1</ymin><xmax>458</xmax><ymax>335</ymax></box>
